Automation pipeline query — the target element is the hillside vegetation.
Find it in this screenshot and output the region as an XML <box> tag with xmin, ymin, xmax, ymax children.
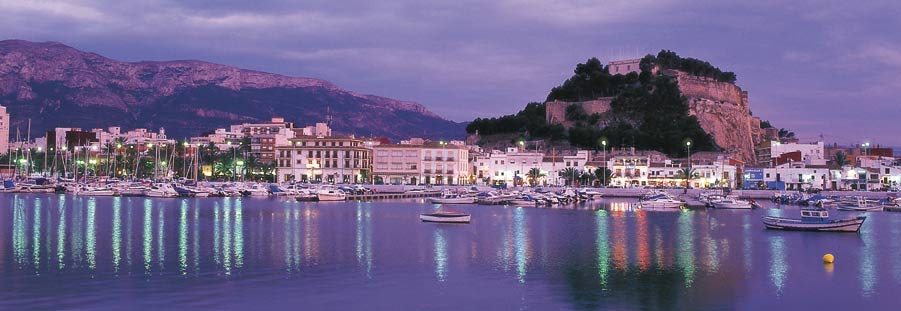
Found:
<box><xmin>467</xmin><ymin>50</ymin><xmax>724</xmax><ymax>157</ymax></box>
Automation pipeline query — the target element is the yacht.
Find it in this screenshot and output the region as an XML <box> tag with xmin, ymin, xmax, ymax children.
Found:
<box><xmin>144</xmin><ymin>184</ymin><xmax>179</xmax><ymax>198</ymax></box>
<box><xmin>639</xmin><ymin>194</ymin><xmax>685</xmax><ymax>209</ymax></box>
<box><xmin>241</xmin><ymin>183</ymin><xmax>271</xmax><ymax>197</ymax></box>
<box><xmin>316</xmin><ymin>187</ymin><xmax>346</xmax><ymax>201</ymax></box>
<box><xmin>75</xmin><ymin>185</ymin><xmax>117</xmax><ymax>196</ymax></box>
<box><xmin>429</xmin><ymin>192</ymin><xmax>476</xmax><ymax>204</ymax></box>
<box><xmin>711</xmin><ymin>198</ymin><xmax>753</xmax><ymax>209</ymax></box>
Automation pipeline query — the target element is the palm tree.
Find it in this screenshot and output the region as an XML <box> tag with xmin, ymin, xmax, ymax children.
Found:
<box><xmin>594</xmin><ymin>168</ymin><xmax>612</xmax><ymax>186</ymax></box>
<box><xmin>559</xmin><ymin>167</ymin><xmax>578</xmax><ymax>186</ymax></box>
<box><xmin>833</xmin><ymin>151</ymin><xmax>848</xmax><ymax>167</ymax></box>
<box><xmin>676</xmin><ymin>167</ymin><xmax>699</xmax><ymax>188</ymax></box>
<box><xmin>580</xmin><ymin>172</ymin><xmax>594</xmax><ymax>186</ymax></box>
<box><xmin>526</xmin><ymin>167</ymin><xmax>545</xmax><ymax>186</ymax></box>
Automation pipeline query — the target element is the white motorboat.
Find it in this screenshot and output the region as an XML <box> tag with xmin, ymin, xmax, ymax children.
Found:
<box><xmin>420</xmin><ymin>211</ymin><xmax>471</xmax><ymax>223</ymax></box>
<box><xmin>429</xmin><ymin>192</ymin><xmax>476</xmax><ymax>204</ymax></box>
<box><xmin>76</xmin><ymin>186</ymin><xmax>116</xmax><ymax>196</ymax></box>
<box><xmin>712</xmin><ymin>198</ymin><xmax>753</xmax><ymax>209</ymax></box>
<box><xmin>241</xmin><ymin>184</ymin><xmax>271</xmax><ymax>197</ymax></box>
<box><xmin>119</xmin><ymin>184</ymin><xmax>149</xmax><ymax>196</ymax></box>
<box><xmin>317</xmin><ymin>187</ymin><xmax>346</xmax><ymax>201</ymax></box>
<box><xmin>639</xmin><ymin>194</ymin><xmax>685</xmax><ymax>209</ymax></box>
<box><xmin>144</xmin><ymin>184</ymin><xmax>179</xmax><ymax>198</ymax></box>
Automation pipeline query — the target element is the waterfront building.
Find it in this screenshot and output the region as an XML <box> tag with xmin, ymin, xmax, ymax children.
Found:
<box><xmin>190</xmin><ymin>128</ymin><xmax>244</xmax><ymax>150</ymax></box>
<box><xmin>762</xmin><ymin>162</ymin><xmax>833</xmax><ymax>191</ymax></box>
<box><xmin>0</xmin><ymin>105</ymin><xmax>8</xmax><ymax>154</ymax></box>
<box><xmin>770</xmin><ymin>140</ymin><xmax>826</xmax><ymax>166</ymax></box>
<box><xmin>275</xmin><ymin>134</ymin><xmax>370</xmax><ymax>183</ymax></box>
<box><xmin>230</xmin><ymin>117</ymin><xmax>296</xmax><ymax>163</ymax></box>
<box><xmin>373</xmin><ymin>140</ymin><xmax>470</xmax><ymax>185</ymax></box>
<box><xmin>471</xmin><ymin>148</ymin><xmax>590</xmax><ymax>186</ymax></box>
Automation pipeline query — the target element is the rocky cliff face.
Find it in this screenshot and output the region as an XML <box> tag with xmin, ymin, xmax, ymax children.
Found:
<box><xmin>668</xmin><ymin>70</ymin><xmax>758</xmax><ymax>163</ymax></box>
<box><xmin>542</xmin><ymin>69</ymin><xmax>761</xmax><ymax>163</ymax></box>
<box><xmin>0</xmin><ymin>40</ymin><xmax>461</xmax><ymax>139</ymax></box>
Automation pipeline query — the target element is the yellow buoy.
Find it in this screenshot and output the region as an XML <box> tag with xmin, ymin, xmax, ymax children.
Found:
<box><xmin>823</xmin><ymin>253</ymin><xmax>835</xmax><ymax>263</ymax></box>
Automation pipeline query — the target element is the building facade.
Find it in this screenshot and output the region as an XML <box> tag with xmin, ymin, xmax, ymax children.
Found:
<box><xmin>373</xmin><ymin>141</ymin><xmax>470</xmax><ymax>185</ymax></box>
<box><xmin>0</xmin><ymin>105</ymin><xmax>8</xmax><ymax>154</ymax></box>
<box><xmin>275</xmin><ymin>135</ymin><xmax>370</xmax><ymax>183</ymax></box>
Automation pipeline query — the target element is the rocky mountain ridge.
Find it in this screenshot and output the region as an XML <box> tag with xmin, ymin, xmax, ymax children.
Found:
<box><xmin>0</xmin><ymin>39</ymin><xmax>460</xmax><ymax>139</ymax></box>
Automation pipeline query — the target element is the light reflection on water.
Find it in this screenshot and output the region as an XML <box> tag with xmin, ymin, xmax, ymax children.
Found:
<box><xmin>0</xmin><ymin>194</ymin><xmax>899</xmax><ymax>310</ymax></box>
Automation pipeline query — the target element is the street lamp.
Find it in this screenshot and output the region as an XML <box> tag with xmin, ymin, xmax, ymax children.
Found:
<box><xmin>600</xmin><ymin>138</ymin><xmax>608</xmax><ymax>187</ymax></box>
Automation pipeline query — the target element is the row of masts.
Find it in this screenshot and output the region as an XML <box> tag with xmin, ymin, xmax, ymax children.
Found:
<box><xmin>4</xmin><ymin>120</ymin><xmax>204</xmax><ymax>182</ymax></box>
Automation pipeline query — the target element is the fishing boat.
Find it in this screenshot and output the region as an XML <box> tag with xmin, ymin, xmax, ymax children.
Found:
<box><xmin>240</xmin><ymin>183</ymin><xmax>271</xmax><ymax>196</ymax></box>
<box><xmin>711</xmin><ymin>198</ymin><xmax>753</xmax><ymax>209</ymax></box>
<box><xmin>294</xmin><ymin>189</ymin><xmax>319</xmax><ymax>202</ymax></box>
<box><xmin>419</xmin><ymin>211</ymin><xmax>471</xmax><ymax>223</ymax></box>
<box><xmin>429</xmin><ymin>191</ymin><xmax>476</xmax><ymax>204</ymax></box>
<box><xmin>836</xmin><ymin>196</ymin><xmax>882</xmax><ymax>211</ymax></box>
<box><xmin>762</xmin><ymin>208</ymin><xmax>866</xmax><ymax>232</ymax></box>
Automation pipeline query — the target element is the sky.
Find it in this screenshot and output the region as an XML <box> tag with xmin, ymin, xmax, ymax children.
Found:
<box><xmin>1</xmin><ymin>0</ymin><xmax>899</xmax><ymax>146</ymax></box>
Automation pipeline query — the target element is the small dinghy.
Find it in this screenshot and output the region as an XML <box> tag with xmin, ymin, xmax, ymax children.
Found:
<box><xmin>762</xmin><ymin>208</ymin><xmax>866</xmax><ymax>232</ymax></box>
<box><xmin>420</xmin><ymin>211</ymin><xmax>471</xmax><ymax>223</ymax></box>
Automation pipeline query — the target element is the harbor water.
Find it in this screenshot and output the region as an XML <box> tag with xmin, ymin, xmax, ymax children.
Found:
<box><xmin>1</xmin><ymin>194</ymin><xmax>900</xmax><ymax>310</ymax></box>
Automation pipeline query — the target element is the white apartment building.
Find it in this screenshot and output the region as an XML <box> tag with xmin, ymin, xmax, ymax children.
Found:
<box><xmin>771</xmin><ymin>141</ymin><xmax>826</xmax><ymax>165</ymax></box>
<box><xmin>0</xmin><ymin>105</ymin><xmax>9</xmax><ymax>154</ymax></box>
<box><xmin>471</xmin><ymin>148</ymin><xmax>590</xmax><ymax>186</ymax></box>
<box><xmin>190</xmin><ymin>128</ymin><xmax>244</xmax><ymax>150</ymax></box>
<box><xmin>762</xmin><ymin>163</ymin><xmax>833</xmax><ymax>191</ymax></box>
<box><xmin>275</xmin><ymin>135</ymin><xmax>370</xmax><ymax>184</ymax></box>
<box><xmin>372</xmin><ymin>141</ymin><xmax>470</xmax><ymax>185</ymax></box>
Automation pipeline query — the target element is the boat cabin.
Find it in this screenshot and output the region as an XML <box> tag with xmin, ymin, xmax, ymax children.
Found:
<box><xmin>800</xmin><ymin>209</ymin><xmax>830</xmax><ymax>223</ymax></box>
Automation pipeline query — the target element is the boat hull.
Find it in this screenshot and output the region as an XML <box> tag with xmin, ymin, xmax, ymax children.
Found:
<box><xmin>429</xmin><ymin>198</ymin><xmax>476</xmax><ymax>204</ymax></box>
<box><xmin>420</xmin><ymin>214</ymin><xmax>471</xmax><ymax>223</ymax></box>
<box><xmin>317</xmin><ymin>193</ymin><xmax>346</xmax><ymax>201</ymax></box>
<box><xmin>712</xmin><ymin>202</ymin><xmax>752</xmax><ymax>209</ymax></box>
<box><xmin>762</xmin><ymin>216</ymin><xmax>866</xmax><ymax>232</ymax></box>
<box><xmin>640</xmin><ymin>201</ymin><xmax>683</xmax><ymax>209</ymax></box>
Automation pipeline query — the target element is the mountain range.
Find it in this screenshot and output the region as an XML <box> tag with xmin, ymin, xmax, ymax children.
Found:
<box><xmin>0</xmin><ymin>40</ymin><xmax>465</xmax><ymax>140</ymax></box>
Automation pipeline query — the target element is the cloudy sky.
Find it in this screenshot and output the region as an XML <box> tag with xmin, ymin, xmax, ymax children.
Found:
<box><xmin>1</xmin><ymin>0</ymin><xmax>899</xmax><ymax>146</ymax></box>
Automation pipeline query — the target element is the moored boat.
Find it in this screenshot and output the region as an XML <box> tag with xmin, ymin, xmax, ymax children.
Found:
<box><xmin>762</xmin><ymin>208</ymin><xmax>866</xmax><ymax>232</ymax></box>
<box><xmin>712</xmin><ymin>198</ymin><xmax>753</xmax><ymax>209</ymax></box>
<box><xmin>639</xmin><ymin>194</ymin><xmax>685</xmax><ymax>209</ymax></box>
<box><xmin>419</xmin><ymin>211</ymin><xmax>471</xmax><ymax>223</ymax></box>
<box><xmin>316</xmin><ymin>187</ymin><xmax>346</xmax><ymax>201</ymax></box>
<box><xmin>429</xmin><ymin>192</ymin><xmax>476</xmax><ymax>204</ymax></box>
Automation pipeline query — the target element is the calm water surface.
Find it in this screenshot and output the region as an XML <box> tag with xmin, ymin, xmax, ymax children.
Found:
<box><xmin>1</xmin><ymin>194</ymin><xmax>900</xmax><ymax>310</ymax></box>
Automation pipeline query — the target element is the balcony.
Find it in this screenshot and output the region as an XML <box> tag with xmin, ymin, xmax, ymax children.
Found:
<box><xmin>446</xmin><ymin>170</ymin><xmax>454</xmax><ymax>175</ymax></box>
<box><xmin>446</xmin><ymin>158</ymin><xmax>455</xmax><ymax>162</ymax></box>
<box><xmin>423</xmin><ymin>157</ymin><xmax>433</xmax><ymax>161</ymax></box>
<box><xmin>423</xmin><ymin>169</ymin><xmax>432</xmax><ymax>174</ymax></box>
<box><xmin>435</xmin><ymin>157</ymin><xmax>444</xmax><ymax>161</ymax></box>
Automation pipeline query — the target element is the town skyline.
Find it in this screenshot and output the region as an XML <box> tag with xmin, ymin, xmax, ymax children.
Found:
<box><xmin>1</xmin><ymin>1</ymin><xmax>900</xmax><ymax>147</ymax></box>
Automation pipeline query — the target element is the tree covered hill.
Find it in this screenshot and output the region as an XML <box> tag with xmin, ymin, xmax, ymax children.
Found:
<box><xmin>467</xmin><ymin>50</ymin><xmax>727</xmax><ymax>157</ymax></box>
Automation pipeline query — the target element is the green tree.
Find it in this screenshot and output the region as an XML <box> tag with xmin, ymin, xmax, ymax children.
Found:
<box><xmin>594</xmin><ymin>168</ymin><xmax>612</xmax><ymax>186</ymax></box>
<box><xmin>676</xmin><ymin>167</ymin><xmax>699</xmax><ymax>188</ymax></box>
<box><xmin>559</xmin><ymin>167</ymin><xmax>578</xmax><ymax>186</ymax></box>
<box><xmin>833</xmin><ymin>151</ymin><xmax>848</xmax><ymax>167</ymax></box>
<box><xmin>526</xmin><ymin>167</ymin><xmax>545</xmax><ymax>186</ymax></box>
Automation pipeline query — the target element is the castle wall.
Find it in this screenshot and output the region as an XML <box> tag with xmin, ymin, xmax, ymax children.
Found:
<box><xmin>545</xmin><ymin>98</ymin><xmax>613</xmax><ymax>128</ymax></box>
